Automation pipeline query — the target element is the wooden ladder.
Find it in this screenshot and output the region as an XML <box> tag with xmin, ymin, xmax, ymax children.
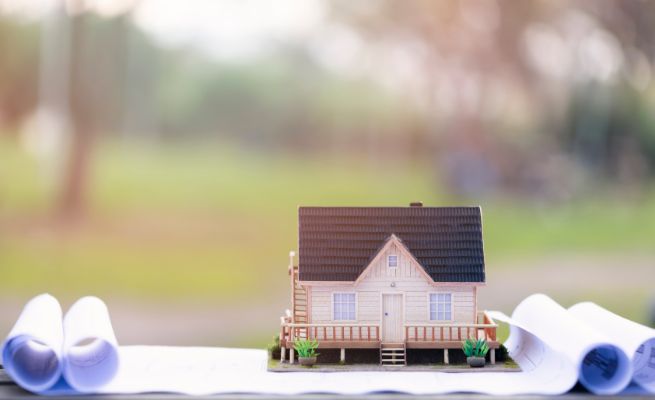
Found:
<box><xmin>290</xmin><ymin>264</ymin><xmax>308</xmax><ymax>339</ymax></box>
<box><xmin>292</xmin><ymin>265</ymin><xmax>308</xmax><ymax>324</ymax></box>
<box><xmin>380</xmin><ymin>343</ymin><xmax>406</xmax><ymax>366</ymax></box>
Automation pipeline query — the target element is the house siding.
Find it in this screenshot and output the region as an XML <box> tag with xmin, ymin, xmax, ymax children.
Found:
<box><xmin>306</xmin><ymin>241</ymin><xmax>476</xmax><ymax>325</ymax></box>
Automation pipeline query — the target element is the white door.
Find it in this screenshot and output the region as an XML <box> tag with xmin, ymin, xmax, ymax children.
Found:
<box><xmin>382</xmin><ymin>294</ymin><xmax>403</xmax><ymax>342</ymax></box>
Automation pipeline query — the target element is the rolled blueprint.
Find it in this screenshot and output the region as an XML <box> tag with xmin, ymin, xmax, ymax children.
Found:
<box><xmin>62</xmin><ymin>296</ymin><xmax>120</xmax><ymax>392</ymax></box>
<box><xmin>508</xmin><ymin>294</ymin><xmax>632</xmax><ymax>394</ymax></box>
<box><xmin>569</xmin><ymin>301</ymin><xmax>655</xmax><ymax>392</ymax></box>
<box><xmin>1</xmin><ymin>294</ymin><xmax>64</xmax><ymax>392</ymax></box>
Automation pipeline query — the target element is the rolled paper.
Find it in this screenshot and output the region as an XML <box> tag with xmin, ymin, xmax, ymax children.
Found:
<box><xmin>569</xmin><ymin>302</ymin><xmax>655</xmax><ymax>393</ymax></box>
<box><xmin>1</xmin><ymin>294</ymin><xmax>64</xmax><ymax>393</ymax></box>
<box><xmin>62</xmin><ymin>296</ymin><xmax>120</xmax><ymax>392</ymax></box>
<box><xmin>511</xmin><ymin>294</ymin><xmax>632</xmax><ymax>395</ymax></box>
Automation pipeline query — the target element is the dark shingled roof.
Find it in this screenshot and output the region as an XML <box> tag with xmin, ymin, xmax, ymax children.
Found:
<box><xmin>298</xmin><ymin>206</ymin><xmax>485</xmax><ymax>282</ymax></box>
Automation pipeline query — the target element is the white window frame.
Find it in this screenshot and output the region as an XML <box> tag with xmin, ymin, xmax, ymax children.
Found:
<box><xmin>332</xmin><ymin>292</ymin><xmax>357</xmax><ymax>321</ymax></box>
<box><xmin>428</xmin><ymin>292</ymin><xmax>453</xmax><ymax>321</ymax></box>
<box><xmin>387</xmin><ymin>254</ymin><xmax>398</xmax><ymax>268</ymax></box>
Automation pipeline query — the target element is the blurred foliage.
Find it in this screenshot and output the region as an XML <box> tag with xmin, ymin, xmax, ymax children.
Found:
<box><xmin>1</xmin><ymin>1</ymin><xmax>655</xmax><ymax>199</ymax></box>
<box><xmin>331</xmin><ymin>0</ymin><xmax>655</xmax><ymax>196</ymax></box>
<box><xmin>0</xmin><ymin>11</ymin><xmax>417</xmax><ymax>152</ymax></box>
<box><xmin>155</xmin><ymin>54</ymin><xmax>415</xmax><ymax>150</ymax></box>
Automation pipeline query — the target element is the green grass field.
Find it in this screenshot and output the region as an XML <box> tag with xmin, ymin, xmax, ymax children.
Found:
<box><xmin>2</xmin><ymin>136</ymin><xmax>655</xmax><ymax>300</ymax></box>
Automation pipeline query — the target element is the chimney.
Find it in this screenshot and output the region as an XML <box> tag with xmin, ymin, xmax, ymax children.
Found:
<box><xmin>410</xmin><ymin>202</ymin><xmax>423</xmax><ymax>207</ymax></box>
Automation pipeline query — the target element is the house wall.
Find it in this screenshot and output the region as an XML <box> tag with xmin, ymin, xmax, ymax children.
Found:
<box><xmin>306</xmin><ymin>242</ymin><xmax>477</xmax><ymax>325</ymax></box>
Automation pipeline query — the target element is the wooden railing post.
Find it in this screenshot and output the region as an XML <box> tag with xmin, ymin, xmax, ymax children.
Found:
<box><xmin>289</xmin><ymin>251</ymin><xmax>295</xmax><ymax>323</ymax></box>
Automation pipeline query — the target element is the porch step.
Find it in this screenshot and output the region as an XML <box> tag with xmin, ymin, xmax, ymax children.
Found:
<box><xmin>380</xmin><ymin>343</ymin><xmax>406</xmax><ymax>366</ymax></box>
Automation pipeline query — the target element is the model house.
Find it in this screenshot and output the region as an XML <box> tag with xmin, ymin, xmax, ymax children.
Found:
<box><xmin>279</xmin><ymin>203</ymin><xmax>498</xmax><ymax>366</ymax></box>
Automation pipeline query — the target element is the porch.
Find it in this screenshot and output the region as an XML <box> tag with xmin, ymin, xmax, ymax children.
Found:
<box><xmin>279</xmin><ymin>311</ymin><xmax>499</xmax><ymax>365</ymax></box>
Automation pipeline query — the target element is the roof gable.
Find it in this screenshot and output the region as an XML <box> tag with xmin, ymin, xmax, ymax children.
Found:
<box><xmin>354</xmin><ymin>234</ymin><xmax>434</xmax><ymax>285</ymax></box>
<box><xmin>298</xmin><ymin>206</ymin><xmax>485</xmax><ymax>282</ymax></box>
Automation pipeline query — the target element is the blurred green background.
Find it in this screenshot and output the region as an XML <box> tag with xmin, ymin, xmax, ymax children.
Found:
<box><xmin>0</xmin><ymin>0</ymin><xmax>654</xmax><ymax>347</ymax></box>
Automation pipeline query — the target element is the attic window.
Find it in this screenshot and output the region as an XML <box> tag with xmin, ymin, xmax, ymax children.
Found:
<box><xmin>387</xmin><ymin>255</ymin><xmax>398</xmax><ymax>268</ymax></box>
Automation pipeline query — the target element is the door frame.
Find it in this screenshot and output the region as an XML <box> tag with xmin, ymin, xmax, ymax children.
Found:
<box><xmin>380</xmin><ymin>292</ymin><xmax>405</xmax><ymax>342</ymax></box>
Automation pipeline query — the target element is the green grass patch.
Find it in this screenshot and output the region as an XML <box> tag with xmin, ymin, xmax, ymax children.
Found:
<box><xmin>1</xmin><ymin>136</ymin><xmax>655</xmax><ymax>303</ymax></box>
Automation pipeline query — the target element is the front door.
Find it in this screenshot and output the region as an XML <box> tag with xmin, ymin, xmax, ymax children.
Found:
<box><xmin>382</xmin><ymin>294</ymin><xmax>403</xmax><ymax>342</ymax></box>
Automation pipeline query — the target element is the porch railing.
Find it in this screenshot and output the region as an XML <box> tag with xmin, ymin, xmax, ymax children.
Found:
<box><xmin>280</xmin><ymin>321</ymin><xmax>380</xmax><ymax>343</ymax></box>
<box><xmin>280</xmin><ymin>311</ymin><xmax>497</xmax><ymax>344</ymax></box>
<box><xmin>405</xmin><ymin>311</ymin><xmax>497</xmax><ymax>342</ymax></box>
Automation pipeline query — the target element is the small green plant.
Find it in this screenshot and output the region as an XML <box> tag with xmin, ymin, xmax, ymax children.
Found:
<box><xmin>267</xmin><ymin>335</ymin><xmax>281</xmax><ymax>356</ymax></box>
<box><xmin>462</xmin><ymin>338</ymin><xmax>489</xmax><ymax>358</ymax></box>
<box><xmin>294</xmin><ymin>339</ymin><xmax>319</xmax><ymax>358</ymax></box>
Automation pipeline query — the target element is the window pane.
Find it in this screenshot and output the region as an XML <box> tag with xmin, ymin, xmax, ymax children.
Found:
<box><xmin>445</xmin><ymin>311</ymin><xmax>451</xmax><ymax>320</ymax></box>
<box><xmin>334</xmin><ymin>293</ymin><xmax>355</xmax><ymax>320</ymax></box>
<box><xmin>430</xmin><ymin>293</ymin><xmax>437</xmax><ymax>302</ymax></box>
<box><xmin>388</xmin><ymin>255</ymin><xmax>398</xmax><ymax>267</ymax></box>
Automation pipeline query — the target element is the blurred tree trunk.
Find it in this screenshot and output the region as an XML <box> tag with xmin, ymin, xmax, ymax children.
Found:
<box><xmin>58</xmin><ymin>12</ymin><xmax>93</xmax><ymax>219</ymax></box>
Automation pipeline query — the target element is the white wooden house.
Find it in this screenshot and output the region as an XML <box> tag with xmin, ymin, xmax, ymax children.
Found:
<box><xmin>279</xmin><ymin>204</ymin><xmax>498</xmax><ymax>366</ymax></box>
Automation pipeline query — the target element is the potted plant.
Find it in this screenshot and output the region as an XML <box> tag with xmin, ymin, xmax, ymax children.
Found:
<box><xmin>462</xmin><ymin>338</ymin><xmax>489</xmax><ymax>368</ymax></box>
<box><xmin>294</xmin><ymin>339</ymin><xmax>319</xmax><ymax>367</ymax></box>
